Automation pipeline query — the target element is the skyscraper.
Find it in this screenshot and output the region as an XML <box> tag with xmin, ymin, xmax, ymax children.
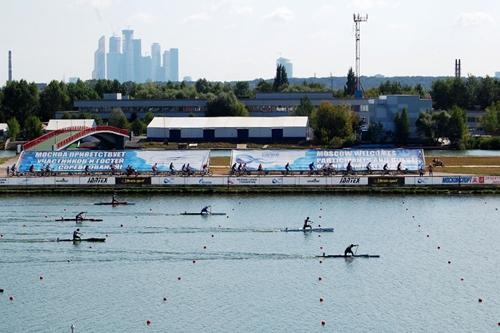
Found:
<box><xmin>132</xmin><ymin>39</ymin><xmax>143</xmax><ymax>82</ymax></box>
<box><xmin>151</xmin><ymin>43</ymin><xmax>162</xmax><ymax>82</ymax></box>
<box><xmin>276</xmin><ymin>57</ymin><xmax>293</xmax><ymax>78</ymax></box>
<box><xmin>92</xmin><ymin>36</ymin><xmax>106</xmax><ymax>80</ymax></box>
<box><xmin>107</xmin><ymin>36</ymin><xmax>122</xmax><ymax>81</ymax></box>
<box><xmin>122</xmin><ymin>29</ymin><xmax>135</xmax><ymax>81</ymax></box>
<box><xmin>168</xmin><ymin>48</ymin><xmax>179</xmax><ymax>82</ymax></box>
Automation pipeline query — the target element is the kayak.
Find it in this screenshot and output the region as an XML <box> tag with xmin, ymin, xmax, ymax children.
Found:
<box><xmin>55</xmin><ymin>218</ymin><xmax>103</xmax><ymax>222</ymax></box>
<box><xmin>316</xmin><ymin>254</ymin><xmax>380</xmax><ymax>258</ymax></box>
<box><xmin>180</xmin><ymin>212</ymin><xmax>227</xmax><ymax>216</ymax></box>
<box><xmin>57</xmin><ymin>238</ymin><xmax>106</xmax><ymax>242</ymax></box>
<box><xmin>94</xmin><ymin>202</ymin><xmax>134</xmax><ymax>206</ymax></box>
<box><xmin>282</xmin><ymin>228</ymin><xmax>334</xmax><ymax>233</ymax></box>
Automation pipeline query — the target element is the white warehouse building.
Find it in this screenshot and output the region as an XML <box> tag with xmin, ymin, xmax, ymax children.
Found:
<box><xmin>147</xmin><ymin>116</ymin><xmax>310</xmax><ymax>142</ymax></box>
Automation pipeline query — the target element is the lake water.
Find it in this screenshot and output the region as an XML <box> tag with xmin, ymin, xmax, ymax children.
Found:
<box><xmin>0</xmin><ymin>193</ymin><xmax>499</xmax><ymax>332</ymax></box>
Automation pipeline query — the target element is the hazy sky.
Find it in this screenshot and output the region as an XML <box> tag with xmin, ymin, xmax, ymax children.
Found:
<box><xmin>1</xmin><ymin>0</ymin><xmax>499</xmax><ymax>83</ymax></box>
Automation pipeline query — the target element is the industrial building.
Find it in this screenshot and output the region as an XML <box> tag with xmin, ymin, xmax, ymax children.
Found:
<box><xmin>69</xmin><ymin>92</ymin><xmax>431</xmax><ymax>138</ymax></box>
<box><xmin>147</xmin><ymin>116</ymin><xmax>310</xmax><ymax>142</ymax></box>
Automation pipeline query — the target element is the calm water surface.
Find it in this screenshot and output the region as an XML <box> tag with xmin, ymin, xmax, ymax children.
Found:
<box><xmin>0</xmin><ymin>193</ymin><xmax>499</xmax><ymax>332</ymax></box>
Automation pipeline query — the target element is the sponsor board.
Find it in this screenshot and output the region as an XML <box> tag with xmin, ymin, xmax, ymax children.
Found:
<box><xmin>330</xmin><ymin>177</ymin><xmax>368</xmax><ymax>185</ymax></box>
<box><xmin>281</xmin><ymin>177</ymin><xmax>298</xmax><ymax>185</ymax></box>
<box><xmin>441</xmin><ymin>176</ymin><xmax>472</xmax><ymax>184</ymax></box>
<box><xmin>484</xmin><ymin>176</ymin><xmax>500</xmax><ymax>185</ymax></box>
<box><xmin>55</xmin><ymin>177</ymin><xmax>77</xmax><ymax>185</ymax></box>
<box><xmin>116</xmin><ymin>177</ymin><xmax>151</xmax><ymax>185</ymax></box>
<box><xmin>185</xmin><ymin>177</ymin><xmax>226</xmax><ymax>185</ymax></box>
<box><xmin>80</xmin><ymin>176</ymin><xmax>115</xmax><ymax>185</ymax></box>
<box><xmin>298</xmin><ymin>177</ymin><xmax>327</xmax><ymax>185</ymax></box>
<box><xmin>368</xmin><ymin>177</ymin><xmax>404</xmax><ymax>186</ymax></box>
<box><xmin>228</xmin><ymin>177</ymin><xmax>259</xmax><ymax>185</ymax></box>
<box><xmin>405</xmin><ymin>176</ymin><xmax>436</xmax><ymax>185</ymax></box>
<box><xmin>259</xmin><ymin>177</ymin><xmax>284</xmax><ymax>185</ymax></box>
<box><xmin>5</xmin><ymin>178</ymin><xmax>28</xmax><ymax>186</ymax></box>
<box><xmin>151</xmin><ymin>177</ymin><xmax>185</xmax><ymax>185</ymax></box>
<box><xmin>25</xmin><ymin>178</ymin><xmax>46</xmax><ymax>185</ymax></box>
<box><xmin>0</xmin><ymin>178</ymin><xmax>8</xmax><ymax>185</ymax></box>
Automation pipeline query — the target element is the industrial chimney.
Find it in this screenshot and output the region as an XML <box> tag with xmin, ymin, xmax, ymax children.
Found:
<box><xmin>8</xmin><ymin>50</ymin><xmax>12</xmax><ymax>82</ymax></box>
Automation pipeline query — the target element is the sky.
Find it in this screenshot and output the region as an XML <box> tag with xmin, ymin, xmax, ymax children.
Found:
<box><xmin>0</xmin><ymin>0</ymin><xmax>499</xmax><ymax>83</ymax></box>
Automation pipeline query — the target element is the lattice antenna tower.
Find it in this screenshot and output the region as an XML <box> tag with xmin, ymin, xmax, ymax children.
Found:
<box><xmin>353</xmin><ymin>13</ymin><xmax>368</xmax><ymax>98</ymax></box>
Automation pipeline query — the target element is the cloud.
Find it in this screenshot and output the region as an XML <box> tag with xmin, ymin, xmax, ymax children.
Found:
<box><xmin>455</xmin><ymin>12</ymin><xmax>495</xmax><ymax>28</ymax></box>
<box><xmin>183</xmin><ymin>12</ymin><xmax>210</xmax><ymax>24</ymax></box>
<box><xmin>133</xmin><ymin>12</ymin><xmax>155</xmax><ymax>24</ymax></box>
<box><xmin>264</xmin><ymin>7</ymin><xmax>294</xmax><ymax>22</ymax></box>
<box><xmin>75</xmin><ymin>0</ymin><xmax>117</xmax><ymax>9</ymax></box>
<box><xmin>230</xmin><ymin>6</ymin><xmax>253</xmax><ymax>16</ymax></box>
<box><xmin>349</xmin><ymin>0</ymin><xmax>399</xmax><ymax>10</ymax></box>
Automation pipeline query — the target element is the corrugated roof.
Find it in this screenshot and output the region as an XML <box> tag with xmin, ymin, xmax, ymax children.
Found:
<box><xmin>147</xmin><ymin>117</ymin><xmax>309</xmax><ymax>129</ymax></box>
<box><xmin>46</xmin><ymin>119</ymin><xmax>96</xmax><ymax>131</ymax></box>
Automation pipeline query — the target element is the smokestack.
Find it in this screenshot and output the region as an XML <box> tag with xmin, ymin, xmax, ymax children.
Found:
<box><xmin>8</xmin><ymin>50</ymin><xmax>12</xmax><ymax>82</ymax></box>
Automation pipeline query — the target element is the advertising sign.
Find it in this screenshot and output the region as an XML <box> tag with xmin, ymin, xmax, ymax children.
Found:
<box><xmin>0</xmin><ymin>178</ymin><xmax>8</xmax><ymax>185</ymax></box>
<box><xmin>185</xmin><ymin>177</ymin><xmax>226</xmax><ymax>185</ymax></box>
<box><xmin>152</xmin><ymin>177</ymin><xmax>185</xmax><ymax>185</ymax></box>
<box><xmin>80</xmin><ymin>176</ymin><xmax>115</xmax><ymax>185</ymax></box>
<box><xmin>441</xmin><ymin>176</ymin><xmax>473</xmax><ymax>184</ymax></box>
<box><xmin>228</xmin><ymin>177</ymin><xmax>259</xmax><ymax>185</ymax></box>
<box><xmin>298</xmin><ymin>177</ymin><xmax>328</xmax><ymax>185</ymax></box>
<box><xmin>116</xmin><ymin>177</ymin><xmax>151</xmax><ymax>185</ymax></box>
<box><xmin>330</xmin><ymin>177</ymin><xmax>368</xmax><ymax>185</ymax></box>
<box><xmin>258</xmin><ymin>177</ymin><xmax>284</xmax><ymax>185</ymax></box>
<box><xmin>231</xmin><ymin>149</ymin><xmax>424</xmax><ymax>172</ymax></box>
<box><xmin>16</xmin><ymin>150</ymin><xmax>210</xmax><ymax>173</ymax></box>
<box><xmin>368</xmin><ymin>177</ymin><xmax>404</xmax><ymax>186</ymax></box>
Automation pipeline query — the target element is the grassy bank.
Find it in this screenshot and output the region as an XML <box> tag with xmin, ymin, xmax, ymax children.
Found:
<box><xmin>425</xmin><ymin>156</ymin><xmax>500</xmax><ymax>175</ymax></box>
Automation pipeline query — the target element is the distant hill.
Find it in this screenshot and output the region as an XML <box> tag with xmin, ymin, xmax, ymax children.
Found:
<box><xmin>246</xmin><ymin>76</ymin><xmax>450</xmax><ymax>90</ymax></box>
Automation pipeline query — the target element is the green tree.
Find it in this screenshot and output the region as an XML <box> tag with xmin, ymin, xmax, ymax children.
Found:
<box><xmin>39</xmin><ymin>80</ymin><xmax>70</xmax><ymax>121</ymax></box>
<box><xmin>310</xmin><ymin>102</ymin><xmax>357</xmax><ymax>147</ymax></box>
<box><xmin>272</xmin><ymin>64</ymin><xmax>289</xmax><ymax>91</ymax></box>
<box><xmin>23</xmin><ymin>115</ymin><xmax>43</xmax><ymax>140</ymax></box>
<box><xmin>447</xmin><ymin>106</ymin><xmax>468</xmax><ymax>147</ymax></box>
<box><xmin>366</xmin><ymin>121</ymin><xmax>385</xmax><ymax>143</ymax></box>
<box><xmin>1</xmin><ymin>80</ymin><xmax>39</xmax><ymax>123</ymax></box>
<box><xmin>143</xmin><ymin>111</ymin><xmax>155</xmax><ymax>125</ymax></box>
<box><xmin>294</xmin><ymin>96</ymin><xmax>314</xmax><ymax>117</ymax></box>
<box><xmin>195</xmin><ymin>79</ymin><xmax>211</xmax><ymax>94</ymax></box>
<box><xmin>131</xmin><ymin>119</ymin><xmax>145</xmax><ymax>136</ymax></box>
<box><xmin>233</xmin><ymin>81</ymin><xmax>251</xmax><ymax>98</ymax></box>
<box><xmin>481</xmin><ymin>102</ymin><xmax>500</xmax><ymax>135</ymax></box>
<box><xmin>415</xmin><ymin>111</ymin><xmax>435</xmax><ymax>142</ymax></box>
<box><xmin>108</xmin><ymin>108</ymin><xmax>129</xmax><ymax>129</ymax></box>
<box><xmin>344</xmin><ymin>67</ymin><xmax>356</xmax><ymax>96</ymax></box>
<box><xmin>206</xmin><ymin>92</ymin><xmax>249</xmax><ymax>117</ymax></box>
<box><xmin>394</xmin><ymin>108</ymin><xmax>410</xmax><ymax>144</ymax></box>
<box><xmin>6</xmin><ymin>117</ymin><xmax>20</xmax><ymax>140</ymax></box>
<box><xmin>256</xmin><ymin>79</ymin><xmax>272</xmax><ymax>92</ymax></box>
<box><xmin>432</xmin><ymin>111</ymin><xmax>451</xmax><ymax>139</ymax></box>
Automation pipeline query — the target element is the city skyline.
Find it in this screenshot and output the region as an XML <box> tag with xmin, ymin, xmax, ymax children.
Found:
<box><xmin>0</xmin><ymin>0</ymin><xmax>499</xmax><ymax>83</ymax></box>
<box><xmin>95</xmin><ymin>29</ymin><xmax>179</xmax><ymax>83</ymax></box>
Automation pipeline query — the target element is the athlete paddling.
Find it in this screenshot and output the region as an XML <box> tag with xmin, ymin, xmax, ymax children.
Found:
<box><xmin>303</xmin><ymin>217</ymin><xmax>313</xmax><ymax>231</ymax></box>
<box><xmin>201</xmin><ymin>205</ymin><xmax>211</xmax><ymax>215</ymax></box>
<box><xmin>73</xmin><ymin>229</ymin><xmax>82</xmax><ymax>241</ymax></box>
<box><xmin>75</xmin><ymin>212</ymin><xmax>86</xmax><ymax>222</ymax></box>
<box><xmin>344</xmin><ymin>244</ymin><xmax>359</xmax><ymax>256</ymax></box>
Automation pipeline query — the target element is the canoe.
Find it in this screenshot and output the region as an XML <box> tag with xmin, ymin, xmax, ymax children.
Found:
<box><xmin>316</xmin><ymin>254</ymin><xmax>380</xmax><ymax>258</ymax></box>
<box><xmin>94</xmin><ymin>202</ymin><xmax>134</xmax><ymax>206</ymax></box>
<box><xmin>55</xmin><ymin>218</ymin><xmax>103</xmax><ymax>222</ymax></box>
<box><xmin>180</xmin><ymin>212</ymin><xmax>227</xmax><ymax>216</ymax></box>
<box><xmin>57</xmin><ymin>238</ymin><xmax>106</xmax><ymax>242</ymax></box>
<box><xmin>282</xmin><ymin>228</ymin><xmax>334</xmax><ymax>232</ymax></box>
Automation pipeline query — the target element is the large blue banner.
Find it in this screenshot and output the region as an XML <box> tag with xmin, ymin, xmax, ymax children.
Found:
<box><xmin>232</xmin><ymin>149</ymin><xmax>425</xmax><ymax>171</ymax></box>
<box><xmin>16</xmin><ymin>150</ymin><xmax>210</xmax><ymax>172</ymax></box>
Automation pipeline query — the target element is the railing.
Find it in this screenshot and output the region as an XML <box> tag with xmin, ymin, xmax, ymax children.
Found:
<box><xmin>23</xmin><ymin>126</ymin><xmax>88</xmax><ymax>150</ymax></box>
<box><xmin>56</xmin><ymin>126</ymin><xmax>130</xmax><ymax>149</ymax></box>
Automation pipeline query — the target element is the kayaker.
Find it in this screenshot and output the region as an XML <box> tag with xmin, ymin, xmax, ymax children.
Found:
<box><xmin>344</xmin><ymin>244</ymin><xmax>359</xmax><ymax>256</ymax></box>
<box><xmin>285</xmin><ymin>162</ymin><xmax>291</xmax><ymax>174</ymax></box>
<box><xmin>112</xmin><ymin>194</ymin><xmax>118</xmax><ymax>205</ymax></box>
<box><xmin>73</xmin><ymin>229</ymin><xmax>82</xmax><ymax>241</ymax></box>
<box><xmin>201</xmin><ymin>206</ymin><xmax>211</xmax><ymax>215</ymax></box>
<box><xmin>75</xmin><ymin>212</ymin><xmax>85</xmax><ymax>221</ymax></box>
<box><xmin>303</xmin><ymin>217</ymin><xmax>312</xmax><ymax>230</ymax></box>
